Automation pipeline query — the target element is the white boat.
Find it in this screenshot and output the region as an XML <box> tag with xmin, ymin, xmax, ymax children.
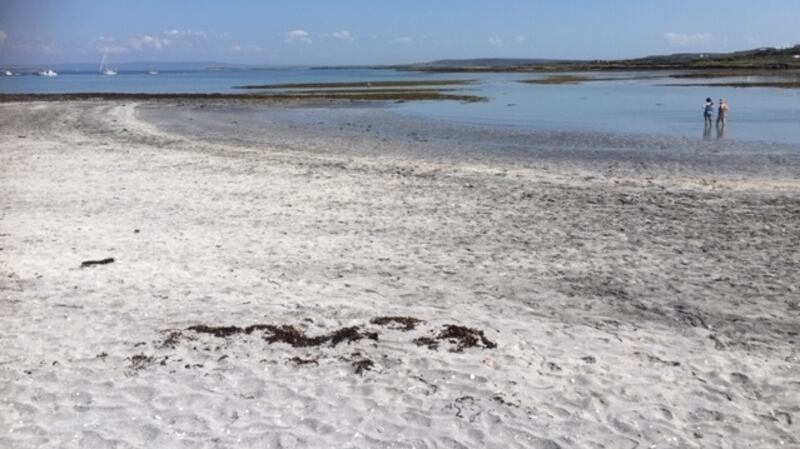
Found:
<box><xmin>38</xmin><ymin>69</ymin><xmax>58</xmax><ymax>77</ymax></box>
<box><xmin>99</xmin><ymin>54</ymin><xmax>117</xmax><ymax>76</ymax></box>
<box><xmin>3</xmin><ymin>70</ymin><xmax>12</xmax><ymax>76</ymax></box>
<box><xmin>147</xmin><ymin>70</ymin><xmax>159</xmax><ymax>75</ymax></box>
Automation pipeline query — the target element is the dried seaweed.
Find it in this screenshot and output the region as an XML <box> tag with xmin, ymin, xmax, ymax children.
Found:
<box><xmin>80</xmin><ymin>258</ymin><xmax>115</xmax><ymax>268</ymax></box>
<box><xmin>413</xmin><ymin>336</ymin><xmax>440</xmax><ymax>350</ymax></box>
<box><xmin>289</xmin><ymin>356</ymin><xmax>319</xmax><ymax>366</ymax></box>
<box><xmin>352</xmin><ymin>358</ymin><xmax>374</xmax><ymax>375</ymax></box>
<box><xmin>129</xmin><ymin>354</ymin><xmax>154</xmax><ymax>370</ymax></box>
<box><xmin>186</xmin><ymin>323</ymin><xmax>378</xmax><ymax>348</ymax></box>
<box><xmin>437</xmin><ymin>325</ymin><xmax>497</xmax><ymax>352</ymax></box>
<box><xmin>415</xmin><ymin>325</ymin><xmax>497</xmax><ymax>352</ymax></box>
<box><xmin>371</xmin><ymin>316</ymin><xmax>423</xmax><ymax>331</ymax></box>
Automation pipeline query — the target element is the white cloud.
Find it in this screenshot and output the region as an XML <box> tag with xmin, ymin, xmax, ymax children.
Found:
<box><xmin>232</xmin><ymin>44</ymin><xmax>264</xmax><ymax>53</ymax></box>
<box><xmin>515</xmin><ymin>35</ymin><xmax>526</xmax><ymax>43</ymax></box>
<box><xmin>392</xmin><ymin>36</ymin><xmax>413</xmax><ymax>44</ymax></box>
<box><xmin>162</xmin><ymin>29</ymin><xmax>210</xmax><ymax>51</ymax></box>
<box><xmin>129</xmin><ymin>34</ymin><xmax>170</xmax><ymax>50</ymax></box>
<box><xmin>0</xmin><ymin>30</ymin><xmax>7</xmax><ymax>46</ymax></box>
<box><xmin>89</xmin><ymin>29</ymin><xmax>216</xmax><ymax>55</ymax></box>
<box><xmin>37</xmin><ymin>44</ymin><xmax>58</xmax><ymax>55</ymax></box>
<box><xmin>5</xmin><ymin>37</ymin><xmax>58</xmax><ymax>55</ymax></box>
<box><xmin>331</xmin><ymin>30</ymin><xmax>354</xmax><ymax>42</ymax></box>
<box><xmin>165</xmin><ymin>29</ymin><xmax>207</xmax><ymax>38</ymax></box>
<box><xmin>488</xmin><ymin>37</ymin><xmax>505</xmax><ymax>48</ymax></box>
<box><xmin>665</xmin><ymin>32</ymin><xmax>711</xmax><ymax>47</ymax></box>
<box><xmin>97</xmin><ymin>45</ymin><xmax>129</xmax><ymax>54</ymax></box>
<box><xmin>92</xmin><ymin>37</ymin><xmax>129</xmax><ymax>54</ymax></box>
<box><xmin>285</xmin><ymin>30</ymin><xmax>312</xmax><ymax>44</ymax></box>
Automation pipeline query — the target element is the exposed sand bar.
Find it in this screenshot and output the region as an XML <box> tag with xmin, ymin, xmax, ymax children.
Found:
<box><xmin>0</xmin><ymin>90</ymin><xmax>486</xmax><ymax>103</ymax></box>
<box><xmin>233</xmin><ymin>79</ymin><xmax>476</xmax><ymax>89</ymax></box>
<box><xmin>1</xmin><ymin>100</ymin><xmax>798</xmax><ymax>448</ymax></box>
<box><xmin>520</xmin><ymin>75</ymin><xmax>616</xmax><ymax>85</ymax></box>
<box><xmin>664</xmin><ymin>82</ymin><xmax>800</xmax><ymax>89</ymax></box>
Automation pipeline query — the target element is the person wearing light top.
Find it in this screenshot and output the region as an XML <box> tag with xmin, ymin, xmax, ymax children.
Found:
<box><xmin>717</xmin><ymin>98</ymin><xmax>729</xmax><ymax>128</ymax></box>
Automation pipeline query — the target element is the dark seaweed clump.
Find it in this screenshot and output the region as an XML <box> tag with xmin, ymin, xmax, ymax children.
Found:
<box><xmin>80</xmin><ymin>257</ymin><xmax>115</xmax><ymax>268</ymax></box>
<box><xmin>370</xmin><ymin>316</ymin><xmax>424</xmax><ymax>331</ymax></box>
<box><xmin>186</xmin><ymin>324</ymin><xmax>377</xmax><ymax>348</ymax></box>
<box><xmin>415</xmin><ymin>325</ymin><xmax>497</xmax><ymax>353</ymax></box>
<box><xmin>352</xmin><ymin>358</ymin><xmax>375</xmax><ymax>375</ymax></box>
<box><xmin>138</xmin><ymin>318</ymin><xmax>495</xmax><ymax>376</ymax></box>
<box><xmin>129</xmin><ymin>354</ymin><xmax>155</xmax><ymax>370</ymax></box>
<box><xmin>288</xmin><ymin>356</ymin><xmax>319</xmax><ymax>366</ymax></box>
<box><xmin>439</xmin><ymin>325</ymin><xmax>497</xmax><ymax>352</ymax></box>
<box><xmin>413</xmin><ymin>336</ymin><xmax>440</xmax><ymax>350</ymax></box>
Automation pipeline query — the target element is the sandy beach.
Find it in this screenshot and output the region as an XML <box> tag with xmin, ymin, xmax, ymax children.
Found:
<box><xmin>1</xmin><ymin>100</ymin><xmax>798</xmax><ymax>448</ymax></box>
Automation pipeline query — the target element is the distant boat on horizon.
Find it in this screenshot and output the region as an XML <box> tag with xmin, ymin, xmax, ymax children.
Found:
<box><xmin>3</xmin><ymin>70</ymin><xmax>12</xmax><ymax>76</ymax></box>
<box><xmin>147</xmin><ymin>70</ymin><xmax>159</xmax><ymax>75</ymax></box>
<box><xmin>38</xmin><ymin>69</ymin><xmax>58</xmax><ymax>77</ymax></box>
<box><xmin>100</xmin><ymin>54</ymin><xmax>117</xmax><ymax>76</ymax></box>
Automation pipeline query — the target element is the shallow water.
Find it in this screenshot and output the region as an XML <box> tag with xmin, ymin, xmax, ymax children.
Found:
<box><xmin>140</xmin><ymin>101</ymin><xmax>800</xmax><ymax>183</ymax></box>
<box><xmin>0</xmin><ymin>68</ymin><xmax>457</xmax><ymax>94</ymax></box>
<box><xmin>396</xmin><ymin>73</ymin><xmax>800</xmax><ymax>145</ymax></box>
<box><xmin>2</xmin><ymin>68</ymin><xmax>799</xmax><ymax>145</ymax></box>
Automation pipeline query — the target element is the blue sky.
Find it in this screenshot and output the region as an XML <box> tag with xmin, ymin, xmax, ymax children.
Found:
<box><xmin>1</xmin><ymin>0</ymin><xmax>798</xmax><ymax>65</ymax></box>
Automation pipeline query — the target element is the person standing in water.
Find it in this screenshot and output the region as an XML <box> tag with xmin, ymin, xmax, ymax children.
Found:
<box><xmin>703</xmin><ymin>97</ymin><xmax>715</xmax><ymax>128</ymax></box>
<box><xmin>703</xmin><ymin>97</ymin><xmax>715</xmax><ymax>138</ymax></box>
<box><xmin>717</xmin><ymin>98</ymin><xmax>729</xmax><ymax>127</ymax></box>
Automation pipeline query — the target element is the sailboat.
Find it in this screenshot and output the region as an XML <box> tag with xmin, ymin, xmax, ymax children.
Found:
<box><xmin>100</xmin><ymin>54</ymin><xmax>117</xmax><ymax>76</ymax></box>
<box><xmin>38</xmin><ymin>69</ymin><xmax>58</xmax><ymax>77</ymax></box>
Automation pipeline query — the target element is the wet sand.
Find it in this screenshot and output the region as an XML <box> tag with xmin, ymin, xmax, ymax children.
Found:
<box><xmin>1</xmin><ymin>100</ymin><xmax>799</xmax><ymax>448</ymax></box>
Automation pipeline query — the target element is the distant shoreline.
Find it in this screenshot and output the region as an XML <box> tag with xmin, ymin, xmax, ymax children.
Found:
<box><xmin>384</xmin><ymin>45</ymin><xmax>800</xmax><ymax>73</ymax></box>
<box><xmin>392</xmin><ymin>64</ymin><xmax>800</xmax><ymax>73</ymax></box>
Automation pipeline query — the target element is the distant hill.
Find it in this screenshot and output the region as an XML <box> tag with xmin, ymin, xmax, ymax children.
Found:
<box><xmin>414</xmin><ymin>58</ymin><xmax>568</xmax><ymax>68</ymax></box>
<box><xmin>395</xmin><ymin>45</ymin><xmax>800</xmax><ymax>72</ymax></box>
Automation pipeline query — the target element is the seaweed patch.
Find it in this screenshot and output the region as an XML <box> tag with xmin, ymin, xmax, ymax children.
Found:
<box><xmin>371</xmin><ymin>316</ymin><xmax>424</xmax><ymax>331</ymax></box>
<box><xmin>416</xmin><ymin>325</ymin><xmax>497</xmax><ymax>353</ymax></box>
<box><xmin>126</xmin><ymin>318</ymin><xmax>496</xmax><ymax>377</ymax></box>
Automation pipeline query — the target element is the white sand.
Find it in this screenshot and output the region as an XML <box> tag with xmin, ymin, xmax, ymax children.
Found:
<box><xmin>1</xmin><ymin>101</ymin><xmax>798</xmax><ymax>448</ymax></box>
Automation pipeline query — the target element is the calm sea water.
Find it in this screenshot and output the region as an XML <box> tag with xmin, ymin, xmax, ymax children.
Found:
<box><xmin>2</xmin><ymin>68</ymin><xmax>799</xmax><ymax>144</ymax></box>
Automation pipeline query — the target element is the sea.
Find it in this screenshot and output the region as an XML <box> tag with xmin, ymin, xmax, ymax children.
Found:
<box><xmin>2</xmin><ymin>68</ymin><xmax>799</xmax><ymax>145</ymax></box>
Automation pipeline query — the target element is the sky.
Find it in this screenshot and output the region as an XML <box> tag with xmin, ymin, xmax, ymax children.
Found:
<box><xmin>1</xmin><ymin>0</ymin><xmax>799</xmax><ymax>66</ymax></box>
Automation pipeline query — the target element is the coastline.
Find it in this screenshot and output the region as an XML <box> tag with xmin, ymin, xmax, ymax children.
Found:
<box><xmin>1</xmin><ymin>100</ymin><xmax>798</xmax><ymax>448</ymax></box>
